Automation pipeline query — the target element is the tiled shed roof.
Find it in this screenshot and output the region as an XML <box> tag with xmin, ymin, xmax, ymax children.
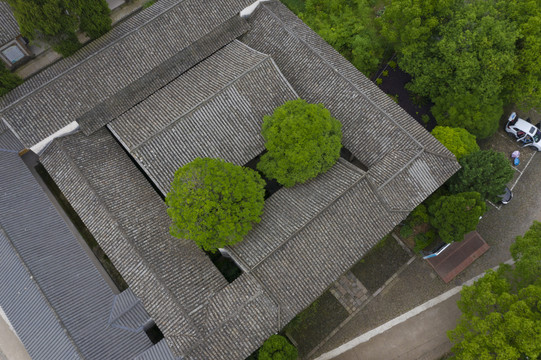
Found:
<box><xmin>0</xmin><ymin>2</ymin><xmax>19</xmax><ymax>45</ymax></box>
<box><xmin>0</xmin><ymin>129</ymin><xmax>153</xmax><ymax>359</ymax></box>
<box><xmin>109</xmin><ymin>40</ymin><xmax>298</xmax><ymax>194</ymax></box>
<box><xmin>0</xmin><ymin>0</ymin><xmax>254</xmax><ymax>147</ymax></box>
<box><xmin>241</xmin><ymin>1</ymin><xmax>460</xmax><ymax>212</ymax></box>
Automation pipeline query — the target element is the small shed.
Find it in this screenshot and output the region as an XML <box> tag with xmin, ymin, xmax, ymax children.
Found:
<box><xmin>0</xmin><ymin>2</ymin><xmax>32</xmax><ymax>69</ymax></box>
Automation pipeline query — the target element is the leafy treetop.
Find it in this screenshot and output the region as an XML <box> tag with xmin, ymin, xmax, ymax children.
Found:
<box><xmin>257</xmin><ymin>99</ymin><xmax>342</xmax><ymax>188</ymax></box>
<box><xmin>449</xmin><ymin>150</ymin><xmax>514</xmax><ymax>202</ymax></box>
<box><xmin>166</xmin><ymin>158</ymin><xmax>265</xmax><ymax>252</ymax></box>
<box><xmin>0</xmin><ymin>63</ymin><xmax>23</xmax><ymax>97</ymax></box>
<box><xmin>510</xmin><ymin>220</ymin><xmax>541</xmax><ymax>288</ymax></box>
<box><xmin>258</xmin><ymin>335</ymin><xmax>298</xmax><ymax>360</ymax></box>
<box><xmin>431</xmin><ymin>126</ymin><xmax>480</xmax><ymax>161</ymax></box>
<box><xmin>428</xmin><ymin>192</ymin><xmax>486</xmax><ymax>243</ymax></box>
<box><xmin>6</xmin><ymin>0</ymin><xmax>111</xmax><ymax>57</ymax></box>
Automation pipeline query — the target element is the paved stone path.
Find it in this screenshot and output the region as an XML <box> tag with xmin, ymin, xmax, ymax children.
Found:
<box><xmin>329</xmin><ymin>272</ymin><xmax>369</xmax><ymax>314</ymax></box>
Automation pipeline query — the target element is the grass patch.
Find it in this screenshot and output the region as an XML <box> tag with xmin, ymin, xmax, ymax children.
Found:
<box><xmin>35</xmin><ymin>164</ymin><xmax>129</xmax><ymax>291</ymax></box>
<box><xmin>283</xmin><ymin>291</ymin><xmax>348</xmax><ymax>357</ymax></box>
<box><xmin>350</xmin><ymin>235</ymin><xmax>410</xmax><ymax>292</ymax></box>
<box><xmin>142</xmin><ymin>0</ymin><xmax>156</xmax><ymax>9</ymax></box>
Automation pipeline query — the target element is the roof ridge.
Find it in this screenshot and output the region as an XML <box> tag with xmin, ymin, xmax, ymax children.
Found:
<box><xmin>0</xmin><ymin>226</ymin><xmax>84</xmax><ymax>358</ymax></box>
<box><xmin>249</xmin><ymin>162</ymin><xmax>367</xmax><ymax>271</ymax></box>
<box><xmin>129</xmin><ymin>51</ymin><xmax>276</xmax><ymax>152</ymax></box>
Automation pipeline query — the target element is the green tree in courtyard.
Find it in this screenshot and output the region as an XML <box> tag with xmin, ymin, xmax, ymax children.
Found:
<box><xmin>0</xmin><ymin>63</ymin><xmax>23</xmax><ymax>96</ymax></box>
<box><xmin>5</xmin><ymin>0</ymin><xmax>111</xmax><ymax>57</ymax></box>
<box><xmin>258</xmin><ymin>99</ymin><xmax>342</xmax><ymax>188</ymax></box>
<box><xmin>166</xmin><ymin>158</ymin><xmax>265</xmax><ymax>252</ymax></box>
<box><xmin>258</xmin><ymin>335</ymin><xmax>298</xmax><ymax>360</ymax></box>
<box><xmin>431</xmin><ymin>126</ymin><xmax>479</xmax><ymax>161</ymax></box>
<box><xmin>428</xmin><ymin>192</ymin><xmax>485</xmax><ymax>243</ymax></box>
<box><xmin>449</xmin><ymin>150</ymin><xmax>514</xmax><ymax>202</ymax></box>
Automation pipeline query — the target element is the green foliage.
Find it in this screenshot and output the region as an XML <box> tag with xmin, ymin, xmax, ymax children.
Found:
<box><xmin>382</xmin><ymin>70</ymin><xmax>388</xmax><ymax>77</ymax></box>
<box><xmin>0</xmin><ymin>63</ymin><xmax>23</xmax><ymax>97</ymax></box>
<box><xmin>413</xmin><ymin>229</ymin><xmax>435</xmax><ymax>253</ymax></box>
<box><xmin>378</xmin><ymin>0</ymin><xmax>541</xmax><ymax>138</ymax></box>
<box><xmin>52</xmin><ymin>33</ymin><xmax>82</xmax><ymax>57</ymax></box>
<box><xmin>258</xmin><ymin>335</ymin><xmax>298</xmax><ymax>360</ymax></box>
<box><xmin>428</xmin><ymin>192</ymin><xmax>486</xmax><ymax>243</ymax></box>
<box><xmin>299</xmin><ymin>0</ymin><xmax>387</xmax><ymax>75</ymax></box>
<box><xmin>449</xmin><ymin>221</ymin><xmax>541</xmax><ymax>359</ymax></box>
<box><xmin>510</xmin><ymin>221</ymin><xmax>541</xmax><ymax>288</ymax></box>
<box><xmin>421</xmin><ymin>114</ymin><xmax>429</xmax><ymax>125</ymax></box>
<box><xmin>376</xmin><ymin>78</ymin><xmax>382</xmax><ymax>85</ymax></box>
<box><xmin>399</xmin><ymin>224</ymin><xmax>413</xmax><ymax>239</ymax></box>
<box><xmin>78</xmin><ymin>0</ymin><xmax>111</xmax><ymax>39</ymax></box>
<box><xmin>166</xmin><ymin>158</ymin><xmax>265</xmax><ymax>252</ymax></box>
<box><xmin>449</xmin><ymin>150</ymin><xmax>514</xmax><ymax>202</ymax></box>
<box><xmin>431</xmin><ymin>126</ymin><xmax>480</xmax><ymax>161</ymax></box>
<box><xmin>143</xmin><ymin>0</ymin><xmax>156</xmax><ymax>9</ymax></box>
<box><xmin>449</xmin><ymin>272</ymin><xmax>541</xmax><ymax>359</ymax></box>
<box><xmin>387</xmin><ymin>60</ymin><xmax>397</xmax><ymax>69</ymax></box>
<box><xmin>408</xmin><ymin>204</ymin><xmax>430</xmax><ymax>227</ymax></box>
<box><xmin>6</xmin><ymin>0</ymin><xmax>111</xmax><ymax>56</ymax></box>
<box><xmin>258</xmin><ymin>99</ymin><xmax>342</xmax><ymax>188</ymax></box>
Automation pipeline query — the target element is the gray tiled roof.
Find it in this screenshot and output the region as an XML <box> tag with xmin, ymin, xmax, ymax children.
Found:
<box><xmin>0</xmin><ymin>2</ymin><xmax>19</xmax><ymax>45</ymax></box>
<box><xmin>40</xmin><ymin>129</ymin><xmax>231</xmax><ymax>354</ymax></box>
<box><xmin>0</xmin><ymin>129</ymin><xmax>153</xmax><ymax>359</ymax></box>
<box><xmin>241</xmin><ymin>1</ymin><xmax>459</xmax><ymax>211</ymax></box>
<box><xmin>0</xmin><ymin>0</ymin><xmax>254</xmax><ymax>147</ymax></box>
<box><xmin>228</xmin><ymin>160</ymin><xmax>405</xmax><ymax>324</ymax></box>
<box><xmin>109</xmin><ymin>289</ymin><xmax>152</xmax><ymax>332</ymax></box>
<box><xmin>109</xmin><ymin>40</ymin><xmax>298</xmax><ymax>195</ymax></box>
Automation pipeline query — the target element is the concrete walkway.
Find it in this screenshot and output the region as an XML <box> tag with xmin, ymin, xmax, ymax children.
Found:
<box><xmin>0</xmin><ymin>310</ymin><xmax>31</xmax><ymax>360</ymax></box>
<box><xmin>327</xmin><ymin>293</ymin><xmax>461</xmax><ymax>360</ymax></box>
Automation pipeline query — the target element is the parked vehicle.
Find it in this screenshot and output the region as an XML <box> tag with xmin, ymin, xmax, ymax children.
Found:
<box><xmin>505</xmin><ymin>112</ymin><xmax>541</xmax><ymax>151</ymax></box>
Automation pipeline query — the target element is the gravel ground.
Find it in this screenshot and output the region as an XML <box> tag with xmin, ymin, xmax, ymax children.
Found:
<box><xmin>311</xmin><ymin>125</ymin><xmax>541</xmax><ymax>359</ymax></box>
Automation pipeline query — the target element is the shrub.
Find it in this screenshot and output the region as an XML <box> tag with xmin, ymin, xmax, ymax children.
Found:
<box><xmin>52</xmin><ymin>34</ymin><xmax>83</xmax><ymax>57</ymax></box>
<box><xmin>388</xmin><ymin>60</ymin><xmax>397</xmax><ymax>69</ymax></box>
<box><xmin>166</xmin><ymin>158</ymin><xmax>265</xmax><ymax>252</ymax></box>
<box><xmin>382</xmin><ymin>70</ymin><xmax>389</xmax><ymax>77</ymax></box>
<box><xmin>414</xmin><ymin>230</ymin><xmax>436</xmax><ymax>253</ymax></box>
<box><xmin>400</xmin><ymin>224</ymin><xmax>413</xmax><ymax>239</ymax></box>
<box><xmin>376</xmin><ymin>78</ymin><xmax>383</xmax><ymax>85</ymax></box>
<box><xmin>79</xmin><ymin>0</ymin><xmax>111</xmax><ymax>39</ymax></box>
<box><xmin>421</xmin><ymin>114</ymin><xmax>430</xmax><ymax>125</ymax></box>
<box><xmin>258</xmin><ymin>99</ymin><xmax>342</xmax><ymax>188</ymax></box>
<box><xmin>0</xmin><ymin>63</ymin><xmax>23</xmax><ymax>97</ymax></box>
<box><xmin>143</xmin><ymin>0</ymin><xmax>156</xmax><ymax>8</ymax></box>
<box><xmin>258</xmin><ymin>335</ymin><xmax>298</xmax><ymax>360</ymax></box>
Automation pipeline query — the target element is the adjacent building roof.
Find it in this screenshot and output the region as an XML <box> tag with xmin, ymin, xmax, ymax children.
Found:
<box><xmin>0</xmin><ymin>2</ymin><xmax>19</xmax><ymax>45</ymax></box>
<box><xmin>0</xmin><ymin>0</ymin><xmax>254</xmax><ymax>147</ymax></box>
<box><xmin>109</xmin><ymin>39</ymin><xmax>297</xmax><ymax>194</ymax></box>
<box><xmin>0</xmin><ymin>129</ymin><xmax>153</xmax><ymax>359</ymax></box>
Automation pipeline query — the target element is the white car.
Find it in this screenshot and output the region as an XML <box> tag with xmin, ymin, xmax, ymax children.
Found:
<box><xmin>505</xmin><ymin>112</ymin><xmax>541</xmax><ymax>151</ymax></box>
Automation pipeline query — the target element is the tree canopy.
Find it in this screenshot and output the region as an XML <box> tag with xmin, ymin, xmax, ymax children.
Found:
<box><xmin>431</xmin><ymin>126</ymin><xmax>479</xmax><ymax>161</ymax></box>
<box><xmin>258</xmin><ymin>335</ymin><xmax>298</xmax><ymax>360</ymax></box>
<box><xmin>0</xmin><ymin>63</ymin><xmax>23</xmax><ymax>97</ymax></box>
<box><xmin>448</xmin><ymin>222</ymin><xmax>541</xmax><ymax>359</ymax></box>
<box><xmin>299</xmin><ymin>0</ymin><xmax>386</xmax><ymax>75</ymax></box>
<box><xmin>166</xmin><ymin>158</ymin><xmax>265</xmax><ymax>252</ymax></box>
<box><xmin>428</xmin><ymin>192</ymin><xmax>485</xmax><ymax>243</ymax></box>
<box><xmin>6</xmin><ymin>0</ymin><xmax>111</xmax><ymax>57</ymax></box>
<box><xmin>379</xmin><ymin>0</ymin><xmax>541</xmax><ymax>138</ymax></box>
<box><xmin>257</xmin><ymin>99</ymin><xmax>342</xmax><ymax>188</ymax></box>
<box><xmin>449</xmin><ymin>150</ymin><xmax>514</xmax><ymax>202</ymax></box>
